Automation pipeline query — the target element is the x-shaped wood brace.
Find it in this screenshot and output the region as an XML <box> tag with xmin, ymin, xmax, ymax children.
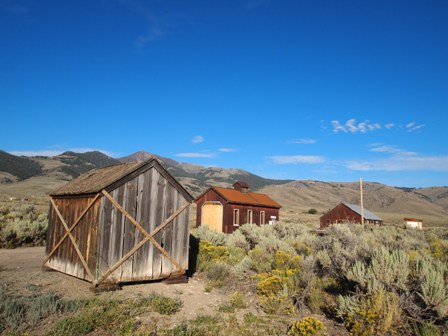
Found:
<box><xmin>43</xmin><ymin>194</ymin><xmax>101</xmax><ymax>282</ymax></box>
<box><xmin>44</xmin><ymin>190</ymin><xmax>190</xmax><ymax>286</ymax></box>
<box><xmin>95</xmin><ymin>190</ymin><xmax>190</xmax><ymax>286</ymax></box>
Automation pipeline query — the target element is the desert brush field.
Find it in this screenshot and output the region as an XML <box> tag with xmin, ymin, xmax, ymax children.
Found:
<box><xmin>0</xmin><ymin>151</ymin><xmax>447</xmax><ymax>335</ymax></box>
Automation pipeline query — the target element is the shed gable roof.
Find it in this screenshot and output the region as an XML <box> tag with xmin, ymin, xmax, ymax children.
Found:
<box><xmin>50</xmin><ymin>159</ymin><xmax>193</xmax><ymax>201</ymax></box>
<box><xmin>211</xmin><ymin>186</ymin><xmax>281</xmax><ymax>208</ymax></box>
<box><xmin>343</xmin><ymin>203</ymin><xmax>383</xmax><ymax>221</ymax></box>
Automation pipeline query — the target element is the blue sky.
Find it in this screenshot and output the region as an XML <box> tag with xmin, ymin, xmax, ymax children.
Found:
<box><xmin>1</xmin><ymin>0</ymin><xmax>447</xmax><ymax>187</ymax></box>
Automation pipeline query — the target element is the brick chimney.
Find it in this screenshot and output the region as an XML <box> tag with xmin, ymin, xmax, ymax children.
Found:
<box><xmin>233</xmin><ymin>181</ymin><xmax>250</xmax><ymax>193</ymax></box>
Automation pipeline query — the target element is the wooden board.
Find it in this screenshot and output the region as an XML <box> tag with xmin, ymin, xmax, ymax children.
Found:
<box><xmin>201</xmin><ymin>202</ymin><xmax>223</xmax><ymax>232</ymax></box>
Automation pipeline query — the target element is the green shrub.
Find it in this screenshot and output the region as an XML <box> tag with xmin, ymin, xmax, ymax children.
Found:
<box><xmin>414</xmin><ymin>256</ymin><xmax>448</xmax><ymax>318</ymax></box>
<box><xmin>229</xmin><ymin>291</ymin><xmax>247</xmax><ymax>309</ymax></box>
<box><xmin>0</xmin><ymin>202</ymin><xmax>48</xmax><ymax>248</ymax></box>
<box><xmin>205</xmin><ymin>261</ymin><xmax>232</xmax><ymax>290</ymax></box>
<box><xmin>411</xmin><ymin>321</ymin><xmax>442</xmax><ymax>336</ymax></box>
<box><xmin>147</xmin><ymin>292</ymin><xmax>183</xmax><ymax>315</ymax></box>
<box><xmin>288</xmin><ymin>316</ymin><xmax>328</xmax><ymax>336</ymax></box>
<box><xmin>345</xmin><ymin>247</ymin><xmax>409</xmax><ymax>294</ymax></box>
<box><xmin>428</xmin><ymin>238</ymin><xmax>448</xmax><ymax>262</ymax></box>
<box><xmin>194</xmin><ymin>225</ymin><xmax>227</xmax><ymax>246</ymax></box>
<box><xmin>197</xmin><ymin>240</ymin><xmax>229</xmax><ymax>271</ymax></box>
<box><xmin>247</xmin><ymin>245</ymin><xmax>274</xmax><ymax>273</ymax></box>
<box><xmin>0</xmin><ymin>283</ymin><xmax>84</xmax><ymax>334</ymax></box>
<box><xmin>51</xmin><ymin>313</ymin><xmax>96</xmax><ymax>336</ymax></box>
<box><xmin>307</xmin><ymin>209</ymin><xmax>318</xmax><ymax>215</ymax></box>
<box><xmin>256</xmin><ymin>269</ymin><xmax>298</xmax><ymax>315</ymax></box>
<box><xmin>337</xmin><ymin>290</ymin><xmax>404</xmax><ymax>336</ymax></box>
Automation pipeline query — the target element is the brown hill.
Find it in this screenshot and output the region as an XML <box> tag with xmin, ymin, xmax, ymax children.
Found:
<box><xmin>259</xmin><ymin>180</ymin><xmax>448</xmax><ymax>227</ymax></box>
<box><xmin>0</xmin><ymin>150</ymin><xmax>447</xmax><ymax>227</ymax></box>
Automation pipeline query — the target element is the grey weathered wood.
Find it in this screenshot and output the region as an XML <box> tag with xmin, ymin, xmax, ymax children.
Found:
<box><xmin>148</xmin><ymin>168</ymin><xmax>158</xmax><ymax>278</ymax></box>
<box><xmin>96</xmin><ymin>191</ymin><xmax>190</xmax><ymax>285</ymax></box>
<box><xmin>98</xmin><ymin>194</ymin><xmax>113</xmax><ymax>278</ymax></box>
<box><xmin>46</xmin><ymin>159</ymin><xmax>193</xmax><ymax>286</ymax></box>
<box><xmin>122</xmin><ymin>181</ymin><xmax>137</xmax><ymax>281</ymax></box>
<box><xmin>162</xmin><ymin>185</ymin><xmax>175</xmax><ymax>274</ymax></box>
<box><xmin>134</xmin><ymin>170</ymin><xmax>150</xmax><ymax>277</ymax></box>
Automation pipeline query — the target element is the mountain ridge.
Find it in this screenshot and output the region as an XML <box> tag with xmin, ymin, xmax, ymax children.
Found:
<box><xmin>1</xmin><ymin>150</ymin><xmax>447</xmax><ymax>226</ymax></box>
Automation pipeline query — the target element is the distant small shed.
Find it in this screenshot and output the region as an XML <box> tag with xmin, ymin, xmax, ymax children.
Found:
<box><xmin>320</xmin><ymin>202</ymin><xmax>383</xmax><ymax>229</ymax></box>
<box><xmin>44</xmin><ymin>159</ymin><xmax>193</xmax><ymax>286</ymax></box>
<box><xmin>195</xmin><ymin>181</ymin><xmax>281</xmax><ymax>233</ymax></box>
<box><xmin>404</xmin><ymin>217</ymin><xmax>423</xmax><ymax>229</ymax></box>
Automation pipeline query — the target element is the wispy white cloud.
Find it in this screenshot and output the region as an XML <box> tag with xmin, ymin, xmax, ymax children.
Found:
<box><xmin>176</xmin><ymin>152</ymin><xmax>215</xmax><ymax>158</ymax></box>
<box><xmin>332</xmin><ymin>119</ymin><xmax>425</xmax><ymax>134</ymax></box>
<box><xmin>288</xmin><ymin>139</ymin><xmax>316</xmax><ymax>145</ymax></box>
<box><xmin>191</xmin><ymin>135</ymin><xmax>205</xmax><ymax>144</ymax></box>
<box><xmin>267</xmin><ymin>155</ymin><xmax>325</xmax><ymax>164</ymax></box>
<box><xmin>346</xmin><ymin>154</ymin><xmax>448</xmax><ymax>172</ymax></box>
<box><xmin>9</xmin><ymin>148</ymin><xmax>117</xmax><ymax>157</ymax></box>
<box><xmin>218</xmin><ymin>148</ymin><xmax>238</xmax><ymax>153</ymax></box>
<box><xmin>331</xmin><ymin>120</ymin><xmax>347</xmax><ymax>133</ymax></box>
<box><xmin>406</xmin><ymin>122</ymin><xmax>425</xmax><ymax>132</ymax></box>
<box><xmin>332</xmin><ymin>118</ymin><xmax>381</xmax><ymax>133</ymax></box>
<box><xmin>369</xmin><ymin>144</ymin><xmax>416</xmax><ymax>156</ymax></box>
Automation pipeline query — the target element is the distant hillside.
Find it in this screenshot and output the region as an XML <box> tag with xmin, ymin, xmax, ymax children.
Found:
<box><xmin>0</xmin><ymin>151</ymin><xmax>120</xmax><ymax>185</ymax></box>
<box><xmin>0</xmin><ymin>150</ymin><xmax>43</xmax><ymax>182</ymax></box>
<box><xmin>0</xmin><ymin>150</ymin><xmax>292</xmax><ymax>196</ymax></box>
<box><xmin>55</xmin><ymin>151</ymin><xmax>120</xmax><ymax>179</ymax></box>
<box><xmin>119</xmin><ymin>150</ymin><xmax>293</xmax><ymax>194</ymax></box>
<box><xmin>0</xmin><ymin>149</ymin><xmax>447</xmax><ymax>226</ymax></box>
<box><xmin>259</xmin><ymin>180</ymin><xmax>448</xmax><ymax>226</ymax></box>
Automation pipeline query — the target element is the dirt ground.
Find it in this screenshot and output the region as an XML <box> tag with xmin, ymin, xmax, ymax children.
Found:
<box><xmin>0</xmin><ymin>247</ymin><xmax>239</xmax><ymax>325</ymax></box>
<box><xmin>0</xmin><ymin>247</ymin><xmax>348</xmax><ymax>335</ymax></box>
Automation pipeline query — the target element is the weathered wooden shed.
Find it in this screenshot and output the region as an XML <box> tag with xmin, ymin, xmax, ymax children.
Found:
<box><xmin>195</xmin><ymin>181</ymin><xmax>281</xmax><ymax>234</ymax></box>
<box><xmin>44</xmin><ymin>159</ymin><xmax>193</xmax><ymax>286</ymax></box>
<box><xmin>320</xmin><ymin>202</ymin><xmax>383</xmax><ymax>229</ymax></box>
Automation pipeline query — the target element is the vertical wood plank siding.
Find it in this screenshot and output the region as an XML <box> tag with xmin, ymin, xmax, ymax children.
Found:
<box><xmin>46</xmin><ymin>196</ymin><xmax>100</xmax><ymax>281</ymax></box>
<box><xmin>96</xmin><ymin>166</ymin><xmax>190</xmax><ymax>283</ymax></box>
<box><xmin>46</xmin><ymin>160</ymin><xmax>192</xmax><ymax>285</ymax></box>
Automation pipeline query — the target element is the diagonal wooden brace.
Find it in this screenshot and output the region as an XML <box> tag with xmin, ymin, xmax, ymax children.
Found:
<box><xmin>96</xmin><ymin>190</ymin><xmax>190</xmax><ymax>286</ymax></box>
<box><xmin>44</xmin><ymin>194</ymin><xmax>101</xmax><ymax>265</ymax></box>
<box><xmin>47</xmin><ymin>198</ymin><xmax>95</xmax><ymax>281</ymax></box>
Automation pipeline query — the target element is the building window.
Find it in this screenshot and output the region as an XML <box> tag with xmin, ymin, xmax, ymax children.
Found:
<box><xmin>233</xmin><ymin>209</ymin><xmax>240</xmax><ymax>226</ymax></box>
<box><xmin>260</xmin><ymin>211</ymin><xmax>265</xmax><ymax>225</ymax></box>
<box><xmin>247</xmin><ymin>210</ymin><xmax>253</xmax><ymax>224</ymax></box>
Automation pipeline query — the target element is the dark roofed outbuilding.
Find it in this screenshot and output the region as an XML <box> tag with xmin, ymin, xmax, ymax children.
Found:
<box><xmin>319</xmin><ymin>202</ymin><xmax>383</xmax><ymax>229</ymax></box>
<box><xmin>44</xmin><ymin>159</ymin><xmax>193</xmax><ymax>287</ymax></box>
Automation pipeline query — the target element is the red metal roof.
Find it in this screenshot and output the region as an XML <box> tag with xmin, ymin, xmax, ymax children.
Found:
<box><xmin>212</xmin><ymin>186</ymin><xmax>281</xmax><ymax>208</ymax></box>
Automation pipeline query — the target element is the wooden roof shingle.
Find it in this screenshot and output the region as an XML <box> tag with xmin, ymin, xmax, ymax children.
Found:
<box><xmin>50</xmin><ymin>159</ymin><xmax>193</xmax><ymax>202</ymax></box>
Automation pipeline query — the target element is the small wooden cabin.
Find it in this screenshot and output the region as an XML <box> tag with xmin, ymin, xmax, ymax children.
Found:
<box><xmin>320</xmin><ymin>202</ymin><xmax>383</xmax><ymax>229</ymax></box>
<box><xmin>44</xmin><ymin>159</ymin><xmax>193</xmax><ymax>286</ymax></box>
<box><xmin>404</xmin><ymin>217</ymin><xmax>423</xmax><ymax>229</ymax></box>
<box><xmin>195</xmin><ymin>181</ymin><xmax>281</xmax><ymax>233</ymax></box>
